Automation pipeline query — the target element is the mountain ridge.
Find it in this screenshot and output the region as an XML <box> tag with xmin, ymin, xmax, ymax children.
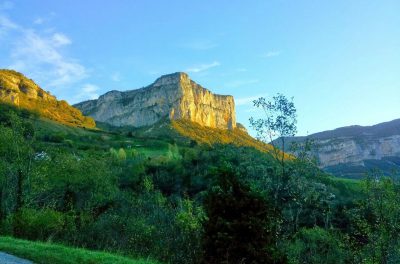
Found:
<box><xmin>74</xmin><ymin>72</ymin><xmax>236</xmax><ymax>130</ymax></box>
<box><xmin>281</xmin><ymin>118</ymin><xmax>400</xmax><ymax>178</ymax></box>
<box><xmin>296</xmin><ymin>118</ymin><xmax>400</xmax><ymax>140</ymax></box>
<box><xmin>0</xmin><ymin>69</ymin><xmax>272</xmax><ymax>155</ymax></box>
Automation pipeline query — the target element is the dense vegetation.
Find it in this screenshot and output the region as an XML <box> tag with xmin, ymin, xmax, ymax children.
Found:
<box><xmin>0</xmin><ymin>103</ymin><xmax>399</xmax><ymax>263</ymax></box>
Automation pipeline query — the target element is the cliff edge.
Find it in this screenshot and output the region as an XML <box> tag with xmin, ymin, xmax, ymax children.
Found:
<box><xmin>74</xmin><ymin>72</ymin><xmax>236</xmax><ymax>130</ymax></box>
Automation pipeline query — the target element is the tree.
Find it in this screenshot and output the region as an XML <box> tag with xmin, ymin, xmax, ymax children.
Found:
<box><xmin>249</xmin><ymin>93</ymin><xmax>297</xmax><ymax>174</ymax></box>
<box><xmin>202</xmin><ymin>167</ymin><xmax>283</xmax><ymax>264</ymax></box>
<box><xmin>0</xmin><ymin>111</ymin><xmax>35</xmax><ymax>235</ymax></box>
<box><xmin>286</xmin><ymin>227</ymin><xmax>347</xmax><ymax>264</ymax></box>
<box><xmin>117</xmin><ymin>148</ymin><xmax>127</xmax><ymax>161</ymax></box>
<box><xmin>350</xmin><ymin>171</ymin><xmax>400</xmax><ymax>263</ymax></box>
<box><xmin>249</xmin><ymin>94</ymin><xmax>297</xmax><ymax>248</ymax></box>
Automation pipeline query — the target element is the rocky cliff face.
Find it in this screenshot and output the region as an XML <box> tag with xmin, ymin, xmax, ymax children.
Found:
<box><xmin>0</xmin><ymin>70</ymin><xmax>57</xmax><ymax>104</ymax></box>
<box><xmin>74</xmin><ymin>72</ymin><xmax>237</xmax><ymax>129</ymax></box>
<box><xmin>0</xmin><ymin>69</ymin><xmax>95</xmax><ymax>128</ymax></box>
<box><xmin>314</xmin><ymin>134</ymin><xmax>400</xmax><ymax>167</ymax></box>
<box><xmin>282</xmin><ymin>119</ymin><xmax>400</xmax><ymax>178</ymax></box>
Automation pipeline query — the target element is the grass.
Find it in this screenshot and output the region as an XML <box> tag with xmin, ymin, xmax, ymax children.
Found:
<box><xmin>324</xmin><ymin>176</ymin><xmax>364</xmax><ymax>202</ymax></box>
<box><xmin>34</xmin><ymin>118</ymin><xmax>98</xmax><ymax>137</ymax></box>
<box><xmin>0</xmin><ymin>237</ymin><xmax>160</xmax><ymax>264</ymax></box>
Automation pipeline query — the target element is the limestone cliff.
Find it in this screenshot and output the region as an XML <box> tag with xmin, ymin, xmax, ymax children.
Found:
<box><xmin>74</xmin><ymin>72</ymin><xmax>237</xmax><ymax>129</ymax></box>
<box><xmin>0</xmin><ymin>69</ymin><xmax>95</xmax><ymax>128</ymax></box>
<box><xmin>281</xmin><ymin>119</ymin><xmax>400</xmax><ymax>178</ymax></box>
<box><xmin>292</xmin><ymin>135</ymin><xmax>400</xmax><ymax>169</ymax></box>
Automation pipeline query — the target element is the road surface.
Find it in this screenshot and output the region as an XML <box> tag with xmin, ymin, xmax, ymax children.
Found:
<box><xmin>0</xmin><ymin>252</ymin><xmax>33</xmax><ymax>264</ymax></box>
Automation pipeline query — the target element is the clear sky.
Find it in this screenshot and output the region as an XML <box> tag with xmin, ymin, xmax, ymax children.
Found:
<box><xmin>0</xmin><ymin>0</ymin><xmax>399</xmax><ymax>136</ymax></box>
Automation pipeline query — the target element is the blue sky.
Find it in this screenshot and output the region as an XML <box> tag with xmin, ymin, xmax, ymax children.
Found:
<box><xmin>0</xmin><ymin>0</ymin><xmax>399</xmax><ymax>136</ymax></box>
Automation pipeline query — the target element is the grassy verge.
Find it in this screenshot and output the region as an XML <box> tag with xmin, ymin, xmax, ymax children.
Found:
<box><xmin>0</xmin><ymin>237</ymin><xmax>159</xmax><ymax>264</ymax></box>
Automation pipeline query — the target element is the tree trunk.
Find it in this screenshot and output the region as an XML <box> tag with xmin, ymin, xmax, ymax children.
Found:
<box><xmin>13</xmin><ymin>169</ymin><xmax>24</xmax><ymax>236</ymax></box>
<box><xmin>0</xmin><ymin>186</ymin><xmax>3</xmax><ymax>221</ymax></box>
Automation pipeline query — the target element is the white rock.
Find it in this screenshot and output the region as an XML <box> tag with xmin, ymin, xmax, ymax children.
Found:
<box><xmin>74</xmin><ymin>72</ymin><xmax>237</xmax><ymax>130</ymax></box>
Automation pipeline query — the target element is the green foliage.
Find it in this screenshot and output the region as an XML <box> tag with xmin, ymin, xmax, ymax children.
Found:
<box><xmin>13</xmin><ymin>208</ymin><xmax>64</xmax><ymax>241</ymax></box>
<box><xmin>110</xmin><ymin>147</ymin><xmax>118</xmax><ymax>159</ymax></box>
<box><xmin>250</xmin><ymin>94</ymin><xmax>297</xmax><ymax>141</ymax></box>
<box><xmin>202</xmin><ymin>167</ymin><xmax>283</xmax><ymax>264</ymax></box>
<box><xmin>250</xmin><ymin>93</ymin><xmax>297</xmax><ymax>166</ymax></box>
<box><xmin>176</xmin><ymin>199</ymin><xmax>202</xmax><ymax>231</ymax></box>
<box><xmin>30</xmin><ymin>150</ymin><xmax>119</xmax><ymax>214</ymax></box>
<box><xmin>118</xmin><ymin>148</ymin><xmax>127</xmax><ymax>161</ymax></box>
<box><xmin>166</xmin><ymin>143</ymin><xmax>181</xmax><ymax>160</ymax></box>
<box><xmin>0</xmin><ymin>111</ymin><xmax>35</xmax><ymax>231</ymax></box>
<box><xmin>286</xmin><ymin>227</ymin><xmax>347</xmax><ymax>264</ymax></box>
<box><xmin>347</xmin><ymin>172</ymin><xmax>400</xmax><ymax>263</ymax></box>
<box><xmin>2</xmin><ymin>104</ymin><xmax>399</xmax><ymax>264</ymax></box>
<box><xmin>43</xmin><ymin>132</ymin><xmax>66</xmax><ymax>143</ymax></box>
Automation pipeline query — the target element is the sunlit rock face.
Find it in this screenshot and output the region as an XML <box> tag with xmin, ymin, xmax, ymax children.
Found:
<box><xmin>0</xmin><ymin>69</ymin><xmax>95</xmax><ymax>128</ymax></box>
<box><xmin>74</xmin><ymin>72</ymin><xmax>237</xmax><ymax>129</ymax></box>
<box><xmin>0</xmin><ymin>70</ymin><xmax>57</xmax><ymax>105</ymax></box>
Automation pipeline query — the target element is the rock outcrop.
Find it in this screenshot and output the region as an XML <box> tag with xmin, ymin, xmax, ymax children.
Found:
<box><xmin>281</xmin><ymin>119</ymin><xmax>400</xmax><ymax>178</ymax></box>
<box><xmin>237</xmin><ymin>123</ymin><xmax>248</xmax><ymax>133</ymax></box>
<box><xmin>0</xmin><ymin>69</ymin><xmax>95</xmax><ymax>128</ymax></box>
<box><xmin>74</xmin><ymin>72</ymin><xmax>237</xmax><ymax>129</ymax></box>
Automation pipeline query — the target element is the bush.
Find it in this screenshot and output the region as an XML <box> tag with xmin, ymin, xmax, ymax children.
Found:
<box><xmin>0</xmin><ymin>215</ymin><xmax>14</xmax><ymax>236</ymax></box>
<box><xmin>286</xmin><ymin>227</ymin><xmax>347</xmax><ymax>264</ymax></box>
<box><xmin>14</xmin><ymin>208</ymin><xmax>64</xmax><ymax>241</ymax></box>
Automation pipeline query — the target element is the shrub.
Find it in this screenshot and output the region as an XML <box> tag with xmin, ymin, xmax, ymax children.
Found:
<box><xmin>14</xmin><ymin>208</ymin><xmax>64</xmax><ymax>241</ymax></box>
<box><xmin>286</xmin><ymin>227</ymin><xmax>347</xmax><ymax>264</ymax></box>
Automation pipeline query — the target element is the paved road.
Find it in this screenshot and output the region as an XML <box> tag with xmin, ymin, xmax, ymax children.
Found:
<box><xmin>0</xmin><ymin>252</ymin><xmax>33</xmax><ymax>264</ymax></box>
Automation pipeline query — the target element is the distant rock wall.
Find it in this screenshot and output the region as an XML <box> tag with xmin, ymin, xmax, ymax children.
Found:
<box><xmin>315</xmin><ymin>135</ymin><xmax>400</xmax><ymax>167</ymax></box>
<box><xmin>75</xmin><ymin>72</ymin><xmax>237</xmax><ymax>129</ymax></box>
<box><xmin>281</xmin><ymin>119</ymin><xmax>400</xmax><ymax>170</ymax></box>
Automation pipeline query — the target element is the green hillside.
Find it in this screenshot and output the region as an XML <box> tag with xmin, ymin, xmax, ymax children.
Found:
<box><xmin>2</xmin><ymin>103</ymin><xmax>398</xmax><ymax>264</ymax></box>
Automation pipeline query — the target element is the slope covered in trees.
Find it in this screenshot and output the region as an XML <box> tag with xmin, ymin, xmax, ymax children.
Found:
<box><xmin>0</xmin><ymin>103</ymin><xmax>399</xmax><ymax>263</ymax></box>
